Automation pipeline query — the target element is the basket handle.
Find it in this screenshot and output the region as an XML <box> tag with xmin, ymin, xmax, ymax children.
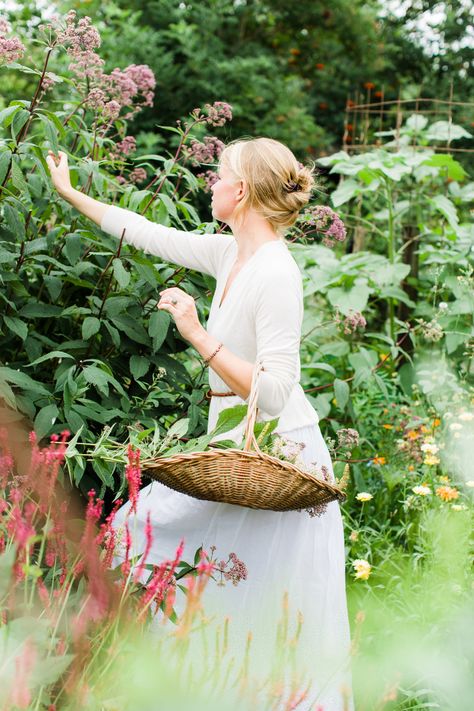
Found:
<box><xmin>243</xmin><ymin>360</ymin><xmax>265</xmax><ymax>453</ymax></box>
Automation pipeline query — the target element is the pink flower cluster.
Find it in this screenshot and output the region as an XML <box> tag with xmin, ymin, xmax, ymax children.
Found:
<box><xmin>110</xmin><ymin>135</ymin><xmax>137</xmax><ymax>159</ymax></box>
<box><xmin>191</xmin><ymin>101</ymin><xmax>233</xmax><ymax>127</ymax></box>
<box><xmin>216</xmin><ymin>551</ymin><xmax>248</xmax><ymax>586</ymax></box>
<box><xmin>338</xmin><ymin>309</ymin><xmax>367</xmax><ymax>335</ymax></box>
<box><xmin>129</xmin><ymin>166</ymin><xmax>147</xmax><ymax>184</ymax></box>
<box><xmin>197</xmin><ymin>169</ymin><xmax>219</xmax><ymax>192</ymax></box>
<box><xmin>204</xmin><ymin>101</ymin><xmax>233</xmax><ymax>126</ymax></box>
<box><xmin>42</xmin><ymin>11</ymin><xmax>156</xmax><ymax>121</ymax></box>
<box><xmin>186</xmin><ymin>136</ymin><xmax>224</xmax><ymax>165</ymax></box>
<box><xmin>301</xmin><ymin>205</ymin><xmax>347</xmax><ymax>247</ymax></box>
<box><xmin>0</xmin><ymin>18</ymin><xmax>26</xmax><ymax>63</ymax></box>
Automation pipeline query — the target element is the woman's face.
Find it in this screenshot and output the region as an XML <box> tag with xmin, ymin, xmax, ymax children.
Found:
<box><xmin>211</xmin><ymin>163</ymin><xmax>243</xmax><ymax>224</ymax></box>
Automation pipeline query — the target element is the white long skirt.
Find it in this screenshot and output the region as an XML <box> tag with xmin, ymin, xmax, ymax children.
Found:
<box><xmin>112</xmin><ymin>422</ymin><xmax>355</xmax><ymax>711</ymax></box>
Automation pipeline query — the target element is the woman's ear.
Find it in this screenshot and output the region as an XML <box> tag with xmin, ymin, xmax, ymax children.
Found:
<box><xmin>236</xmin><ymin>179</ymin><xmax>247</xmax><ymax>202</ymax></box>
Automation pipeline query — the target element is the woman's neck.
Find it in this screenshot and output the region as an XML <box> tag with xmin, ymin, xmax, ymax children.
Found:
<box><xmin>227</xmin><ymin>212</ymin><xmax>281</xmax><ymax>263</ymax></box>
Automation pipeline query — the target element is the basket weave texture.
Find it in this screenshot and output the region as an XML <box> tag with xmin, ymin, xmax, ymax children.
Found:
<box><xmin>142</xmin><ymin>362</ymin><xmax>347</xmax><ymax>511</ymax></box>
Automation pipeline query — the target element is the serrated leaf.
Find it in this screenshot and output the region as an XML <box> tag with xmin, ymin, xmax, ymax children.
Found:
<box><xmin>3</xmin><ymin>315</ymin><xmax>28</xmax><ymax>341</ymax></box>
<box><xmin>334</xmin><ymin>378</ymin><xmax>350</xmax><ymax>410</ymax></box>
<box><xmin>82</xmin><ymin>316</ymin><xmax>100</xmax><ymax>340</ymax></box>
<box><xmin>112</xmin><ymin>258</ymin><xmax>130</xmax><ymax>288</ymax></box>
<box><xmin>34</xmin><ymin>403</ymin><xmax>59</xmax><ymax>439</ymax></box>
<box><xmin>2</xmin><ymin>203</ymin><xmax>25</xmax><ymax>240</ymax></box>
<box><xmin>431</xmin><ymin>195</ymin><xmax>459</xmax><ymax>230</ymax></box>
<box><xmin>149</xmin><ymin>310</ymin><xmax>170</xmax><ymax>351</ymax></box>
<box><xmin>0</xmin><ymin>150</ymin><xmax>11</xmax><ymax>184</ymax></box>
<box><xmin>210</xmin><ymin>404</ymin><xmax>247</xmax><ymax>437</ymax></box>
<box><xmin>111</xmin><ymin>315</ymin><xmax>150</xmax><ymax>345</ymax></box>
<box><xmin>130</xmin><ymin>355</ymin><xmax>150</xmax><ymax>379</ymax></box>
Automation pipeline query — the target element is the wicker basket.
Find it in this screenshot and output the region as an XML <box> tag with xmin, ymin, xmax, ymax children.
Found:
<box><xmin>142</xmin><ymin>362</ymin><xmax>347</xmax><ymax>511</ymax></box>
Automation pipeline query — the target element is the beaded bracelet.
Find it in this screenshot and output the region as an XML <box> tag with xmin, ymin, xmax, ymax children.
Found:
<box><xmin>203</xmin><ymin>342</ymin><xmax>223</xmax><ymax>366</ymax></box>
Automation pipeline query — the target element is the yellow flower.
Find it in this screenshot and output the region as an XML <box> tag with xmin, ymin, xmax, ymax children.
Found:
<box><xmin>372</xmin><ymin>456</ymin><xmax>386</xmax><ymax>465</ymax></box>
<box><xmin>412</xmin><ymin>485</ymin><xmax>432</xmax><ymax>496</ymax></box>
<box><xmin>408</xmin><ymin>465</ymin><xmax>415</xmax><ymax>472</ymax></box>
<box><xmin>421</xmin><ymin>425</ymin><xmax>429</xmax><ymax>433</ymax></box>
<box><xmin>382</xmin><ymin>424</ymin><xmax>393</xmax><ymax>429</ymax></box>
<box><xmin>407</xmin><ymin>430</ymin><xmax>420</xmax><ymax>440</ymax></box>
<box><xmin>356</xmin><ymin>492</ymin><xmax>373</xmax><ymax>502</ymax></box>
<box><xmin>438</xmin><ymin>475</ymin><xmax>450</xmax><ymax>483</ymax></box>
<box><xmin>424</xmin><ymin>454</ymin><xmax>440</xmax><ymax>466</ymax></box>
<box><xmin>435</xmin><ymin>485</ymin><xmax>459</xmax><ymax>502</ymax></box>
<box><xmin>352</xmin><ymin>559</ymin><xmax>371</xmax><ymax>580</ymax></box>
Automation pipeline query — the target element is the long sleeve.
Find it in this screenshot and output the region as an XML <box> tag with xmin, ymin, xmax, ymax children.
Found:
<box><xmin>100</xmin><ymin>205</ymin><xmax>234</xmax><ymax>278</ymax></box>
<box><xmin>250</xmin><ymin>267</ymin><xmax>303</xmax><ymax>416</ymax></box>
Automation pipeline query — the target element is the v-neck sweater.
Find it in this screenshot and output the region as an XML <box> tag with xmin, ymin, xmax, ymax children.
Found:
<box><xmin>101</xmin><ymin>206</ymin><xmax>319</xmax><ymax>441</ymax></box>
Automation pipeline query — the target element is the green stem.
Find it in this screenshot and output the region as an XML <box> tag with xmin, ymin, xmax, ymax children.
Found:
<box><xmin>385</xmin><ymin>179</ymin><xmax>396</xmax><ymax>341</ymax></box>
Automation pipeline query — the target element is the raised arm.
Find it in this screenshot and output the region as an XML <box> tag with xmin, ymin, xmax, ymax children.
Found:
<box><xmin>46</xmin><ymin>150</ymin><xmax>233</xmax><ymax>278</ymax></box>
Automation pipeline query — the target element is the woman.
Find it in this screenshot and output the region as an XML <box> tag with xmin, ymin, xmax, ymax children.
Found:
<box><xmin>47</xmin><ymin>138</ymin><xmax>354</xmax><ymax>710</ymax></box>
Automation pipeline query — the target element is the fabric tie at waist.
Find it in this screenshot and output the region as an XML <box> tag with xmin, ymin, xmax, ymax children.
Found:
<box><xmin>205</xmin><ymin>389</ymin><xmax>236</xmax><ymax>400</ymax></box>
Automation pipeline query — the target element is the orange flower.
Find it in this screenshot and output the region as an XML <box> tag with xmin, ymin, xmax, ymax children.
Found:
<box><xmin>372</xmin><ymin>456</ymin><xmax>386</xmax><ymax>466</ymax></box>
<box><xmin>346</xmin><ymin>99</ymin><xmax>355</xmax><ymax>108</ymax></box>
<box><xmin>408</xmin><ymin>465</ymin><xmax>415</xmax><ymax>472</ymax></box>
<box><xmin>346</xmin><ymin>123</ymin><xmax>354</xmax><ymax>131</ymax></box>
<box><xmin>319</xmin><ymin>102</ymin><xmax>328</xmax><ymax>110</ymax></box>
<box><xmin>421</xmin><ymin>425</ymin><xmax>429</xmax><ymax>433</ymax></box>
<box><xmin>435</xmin><ymin>485</ymin><xmax>459</xmax><ymax>502</ymax></box>
<box><xmin>433</xmin><ymin>418</ymin><xmax>441</xmax><ymax>427</ymax></box>
<box><xmin>364</xmin><ymin>82</ymin><xmax>375</xmax><ymax>90</ymax></box>
<box><xmin>407</xmin><ymin>430</ymin><xmax>420</xmax><ymax>440</ymax></box>
<box><xmin>382</xmin><ymin>424</ymin><xmax>393</xmax><ymax>429</ymax></box>
<box><xmin>374</xmin><ymin>90</ymin><xmax>383</xmax><ymax>98</ymax></box>
<box><xmin>290</xmin><ymin>48</ymin><xmax>301</xmax><ymax>55</ymax></box>
<box><xmin>315</xmin><ymin>63</ymin><xmax>325</xmax><ymax>70</ymax></box>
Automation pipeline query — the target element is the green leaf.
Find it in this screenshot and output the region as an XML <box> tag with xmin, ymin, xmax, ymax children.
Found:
<box><xmin>334</xmin><ymin>378</ymin><xmax>350</xmax><ymax>410</ymax></box>
<box><xmin>300</xmin><ymin>362</ymin><xmax>336</xmax><ymax>375</ymax></box>
<box><xmin>111</xmin><ymin>315</ymin><xmax>150</xmax><ymax>346</ymax></box>
<box><xmin>2</xmin><ymin>203</ymin><xmax>25</xmax><ymax>239</ymax></box>
<box><xmin>210</xmin><ymin>404</ymin><xmax>247</xmax><ymax>437</ymax></box>
<box><xmin>82</xmin><ymin>316</ymin><xmax>101</xmax><ymax>340</ymax></box>
<box><xmin>0</xmin><ymin>367</ymin><xmax>50</xmax><ymax>395</ymax></box>
<box><xmin>331</xmin><ymin>179</ymin><xmax>359</xmax><ymax>207</ymax></box>
<box><xmin>167</xmin><ymin>418</ymin><xmax>190</xmax><ymax>439</ymax></box>
<box><xmin>0</xmin><ymin>150</ymin><xmax>12</xmax><ymax>184</ymax></box>
<box><xmin>148</xmin><ymin>310</ymin><xmax>170</xmax><ymax>351</ymax></box>
<box><xmin>26</xmin><ymin>351</ymin><xmax>74</xmax><ymax>367</ymax></box>
<box><xmin>10</xmin><ymin>160</ymin><xmax>29</xmax><ymax>194</ymax></box>
<box><xmin>3</xmin><ymin>315</ymin><xmax>28</xmax><ymax>341</ymax></box>
<box><xmin>82</xmin><ymin>365</ymin><xmax>110</xmax><ymax>395</ymax></box>
<box><xmin>130</xmin><ymin>355</ymin><xmax>150</xmax><ymax>379</ymax></box>
<box><xmin>19</xmin><ymin>303</ymin><xmax>62</xmax><ymax>318</ymax></box>
<box><xmin>34</xmin><ymin>403</ymin><xmax>59</xmax><ymax>439</ymax></box>
<box><xmin>64</xmin><ymin>233</ymin><xmax>83</xmax><ymax>265</ymax></box>
<box><xmin>327</xmin><ymin>283</ymin><xmax>371</xmax><ymax>314</ymax></box>
<box><xmin>430</xmin><ymin>195</ymin><xmax>459</xmax><ymax>231</ymax></box>
<box><xmin>425</xmin><ymin>121</ymin><xmax>472</xmax><ymax>142</ymax></box>
<box><xmin>112</xmin><ymin>258</ymin><xmax>130</xmax><ymax>288</ymax></box>
<box><xmin>423</xmin><ymin>155</ymin><xmax>466</xmax><ymax>182</ymax></box>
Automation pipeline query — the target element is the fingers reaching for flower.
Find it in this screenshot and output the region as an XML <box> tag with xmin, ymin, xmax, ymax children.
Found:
<box><xmin>157</xmin><ymin>287</ymin><xmax>203</xmax><ymax>343</ymax></box>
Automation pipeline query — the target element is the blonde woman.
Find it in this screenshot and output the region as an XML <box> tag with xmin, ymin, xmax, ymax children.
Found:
<box><xmin>47</xmin><ymin>138</ymin><xmax>354</xmax><ymax>710</ymax></box>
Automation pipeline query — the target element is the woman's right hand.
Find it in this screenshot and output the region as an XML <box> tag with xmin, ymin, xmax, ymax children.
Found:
<box><xmin>45</xmin><ymin>150</ymin><xmax>73</xmax><ymax>199</ymax></box>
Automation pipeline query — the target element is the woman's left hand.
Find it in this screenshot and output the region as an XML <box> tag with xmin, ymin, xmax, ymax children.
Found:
<box><xmin>157</xmin><ymin>287</ymin><xmax>204</xmax><ymax>343</ymax></box>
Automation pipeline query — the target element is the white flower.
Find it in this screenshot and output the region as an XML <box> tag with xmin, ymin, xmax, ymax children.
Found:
<box><xmin>451</xmin><ymin>504</ymin><xmax>468</xmax><ymax>511</ymax></box>
<box><xmin>458</xmin><ymin>411</ymin><xmax>474</xmax><ymax>422</ymax></box>
<box><xmin>465</xmin><ymin>480</ymin><xmax>474</xmax><ymax>488</ymax></box>
<box><xmin>412</xmin><ymin>485</ymin><xmax>432</xmax><ymax>496</ymax></box>
<box><xmin>356</xmin><ymin>492</ymin><xmax>373</xmax><ymax>502</ymax></box>
<box><xmin>449</xmin><ymin>423</ymin><xmax>462</xmax><ymax>431</ymax></box>
<box><xmin>420</xmin><ymin>442</ymin><xmax>439</xmax><ymax>455</ymax></box>
<box><xmin>438</xmin><ymin>302</ymin><xmax>448</xmax><ymax>310</ymax></box>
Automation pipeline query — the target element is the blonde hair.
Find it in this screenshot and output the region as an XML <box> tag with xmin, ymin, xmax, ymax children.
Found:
<box><xmin>219</xmin><ymin>137</ymin><xmax>316</xmax><ymax>236</ymax></box>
